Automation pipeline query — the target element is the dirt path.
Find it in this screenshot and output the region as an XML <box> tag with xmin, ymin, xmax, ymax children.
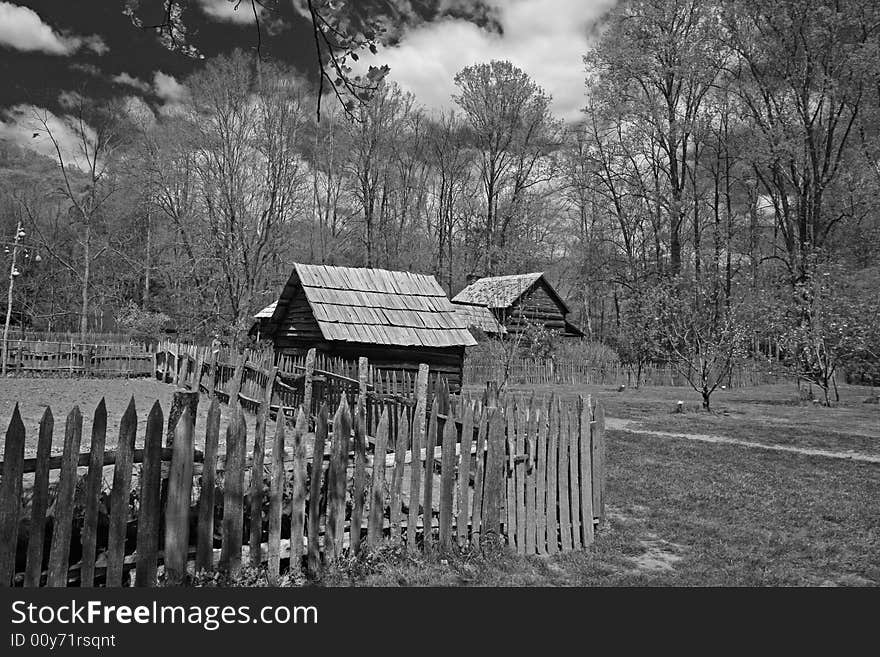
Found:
<box><xmin>606</xmin><ymin>418</ymin><xmax>880</xmax><ymax>464</ymax></box>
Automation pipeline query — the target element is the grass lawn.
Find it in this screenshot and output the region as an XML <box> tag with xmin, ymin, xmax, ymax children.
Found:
<box><xmin>319</xmin><ymin>382</ymin><xmax>880</xmax><ymax>586</ymax></box>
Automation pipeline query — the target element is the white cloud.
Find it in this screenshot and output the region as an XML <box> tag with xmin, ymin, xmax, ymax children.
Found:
<box><xmin>359</xmin><ymin>0</ymin><xmax>617</xmax><ymax>122</ymax></box>
<box><xmin>113</xmin><ymin>72</ymin><xmax>151</xmax><ymax>92</ymax></box>
<box><xmin>153</xmin><ymin>71</ymin><xmax>189</xmax><ymax>103</ymax></box>
<box><xmin>198</xmin><ymin>0</ymin><xmax>261</xmax><ymax>24</ymax></box>
<box><xmin>0</xmin><ymin>104</ymin><xmax>95</xmax><ymax>170</ymax></box>
<box><xmin>0</xmin><ymin>1</ymin><xmax>108</xmax><ymax>55</ymax></box>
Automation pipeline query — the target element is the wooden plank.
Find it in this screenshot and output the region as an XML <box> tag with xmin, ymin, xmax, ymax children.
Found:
<box><xmin>422</xmin><ymin>401</ymin><xmax>438</xmax><ymax>553</ymax></box>
<box><xmin>47</xmin><ymin>406</ymin><xmax>83</xmax><ymax>587</ymax></box>
<box><xmin>579</xmin><ymin>396</ymin><xmax>595</xmax><ymax>546</ymax></box>
<box><xmin>438</xmin><ymin>404</ymin><xmax>457</xmax><ymax>553</ymax></box>
<box><xmin>535</xmin><ymin>400</ymin><xmax>548</xmax><ymax>555</ymax></box>
<box><xmin>514</xmin><ymin>401</ymin><xmax>527</xmax><ymax>555</ymax></box>
<box><xmin>267</xmin><ymin>409</ymin><xmax>286</xmax><ymax>584</ymax></box>
<box><xmin>567</xmin><ymin>405</ymin><xmax>581</xmax><ymax>549</ymax></box>
<box><xmin>481</xmin><ymin>408</ymin><xmax>505</xmax><ymax>546</ymax></box>
<box><xmin>407</xmin><ymin>364</ymin><xmax>428</xmax><ymax>552</ymax></box>
<box><xmin>288</xmin><ymin>408</ymin><xmax>308</xmax><ymax>577</ymax></box>
<box><xmin>249</xmin><ymin>365</ymin><xmax>278</xmax><ymax>568</ymax></box>
<box><xmin>307</xmin><ymin>404</ymin><xmax>329</xmax><ymax>578</ymax></box>
<box><xmin>24</xmin><ymin>407</ymin><xmax>53</xmax><ymax>587</ymax></box>
<box><xmin>524</xmin><ymin>397</ymin><xmax>537</xmax><ymax>555</ymax></box>
<box><xmin>545</xmin><ymin>397</ymin><xmax>558</xmax><ymax>555</ymax></box>
<box><xmin>504</xmin><ymin>402</ymin><xmax>515</xmax><ymax>547</ymax></box>
<box><xmin>456</xmin><ymin>402</ymin><xmax>474</xmax><ymax>548</ymax></box>
<box><xmin>0</xmin><ymin>404</ymin><xmax>25</xmax><ymax>586</ymax></box>
<box><xmin>593</xmin><ymin>401</ymin><xmax>606</xmax><ymax>522</ymax></box>
<box><xmin>470</xmin><ymin>407</ymin><xmax>487</xmax><ymax>548</ymax></box>
<box><xmin>195</xmin><ymin>398</ymin><xmax>220</xmax><ymax>575</ymax></box>
<box><xmin>164</xmin><ymin>405</ymin><xmax>194</xmax><ymax>585</ymax></box>
<box><xmin>80</xmin><ymin>399</ymin><xmax>108</xmax><ymax>587</ymax></box>
<box><xmin>557</xmin><ymin>400</ymin><xmax>572</xmax><ymax>552</ymax></box>
<box><xmin>326</xmin><ymin>398</ymin><xmax>351</xmax><ymax>561</ymax></box>
<box><xmin>349</xmin><ymin>358</ymin><xmax>368</xmax><ymax>555</ymax></box>
<box><xmin>389</xmin><ymin>408</ymin><xmax>409</xmax><ymax>544</ymax></box>
<box><xmin>220</xmin><ymin>403</ymin><xmax>247</xmax><ymax>576</ymax></box>
<box><xmin>302</xmin><ymin>348</ymin><xmax>316</xmax><ymax>417</ymax></box>
<box><xmin>135</xmin><ymin>401</ymin><xmax>164</xmax><ymax>587</ymax></box>
<box><xmin>367</xmin><ymin>408</ymin><xmax>389</xmax><ymax>548</ymax></box>
<box><xmin>106</xmin><ymin>398</ymin><xmax>137</xmax><ymax>587</ymax></box>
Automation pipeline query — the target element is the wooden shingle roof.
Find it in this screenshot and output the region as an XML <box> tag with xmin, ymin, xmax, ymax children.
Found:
<box><xmin>452</xmin><ymin>301</ymin><xmax>506</xmax><ymax>335</ymax></box>
<box><xmin>452</xmin><ymin>272</ymin><xmax>570</xmax><ymax>313</ymax></box>
<box><xmin>265</xmin><ymin>263</ymin><xmax>476</xmax><ymax>348</ymax></box>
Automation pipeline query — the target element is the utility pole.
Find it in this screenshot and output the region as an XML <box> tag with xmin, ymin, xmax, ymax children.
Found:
<box><xmin>2</xmin><ymin>219</ymin><xmax>24</xmax><ymax>375</ymax></box>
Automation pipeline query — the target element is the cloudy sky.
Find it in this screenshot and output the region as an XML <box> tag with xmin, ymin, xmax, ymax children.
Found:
<box><xmin>0</xmin><ymin>0</ymin><xmax>614</xmax><ymax>161</ymax></box>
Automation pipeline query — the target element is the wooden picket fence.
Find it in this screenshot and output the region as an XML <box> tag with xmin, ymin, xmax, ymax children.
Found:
<box><xmin>0</xmin><ymin>363</ymin><xmax>605</xmax><ymax>587</ymax></box>
<box><xmin>464</xmin><ymin>357</ymin><xmax>786</xmax><ymax>388</ymax></box>
<box><xmin>0</xmin><ymin>339</ymin><xmax>156</xmax><ymax>377</ymax></box>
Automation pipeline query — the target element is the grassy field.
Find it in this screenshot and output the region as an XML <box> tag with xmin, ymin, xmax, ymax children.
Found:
<box><xmin>1</xmin><ymin>377</ymin><xmax>878</xmax><ymax>586</ymax></box>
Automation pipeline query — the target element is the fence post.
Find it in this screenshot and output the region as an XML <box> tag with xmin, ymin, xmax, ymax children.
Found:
<box><xmin>0</xmin><ymin>404</ymin><xmax>25</xmax><ymax>586</ymax></box>
<box><xmin>349</xmin><ymin>357</ymin><xmax>369</xmax><ymax>555</ymax></box>
<box><xmin>220</xmin><ymin>403</ymin><xmax>247</xmax><ymax>577</ymax></box>
<box><xmin>267</xmin><ymin>410</ymin><xmax>286</xmax><ymax>584</ymax></box>
<box><xmin>47</xmin><ymin>407</ymin><xmax>83</xmax><ymax>587</ymax></box>
<box><xmin>407</xmin><ymin>364</ymin><xmax>429</xmax><ymax>552</ymax></box>
<box><xmin>166</xmin><ymin>389</ymin><xmax>199</xmax><ymax>448</ymax></box>
<box><xmin>307</xmin><ymin>404</ymin><xmax>329</xmax><ymax>578</ymax></box>
<box><xmin>24</xmin><ymin>407</ymin><xmax>53</xmax><ymax>587</ymax></box>
<box><xmin>135</xmin><ymin>401</ymin><xmax>164</xmax><ymax>587</ymax></box>
<box><xmin>106</xmin><ymin>399</ymin><xmax>137</xmax><ymax>587</ymax></box>
<box><xmin>249</xmin><ymin>364</ymin><xmax>279</xmax><ymax>568</ymax></box>
<box><xmin>165</xmin><ymin>406</ymin><xmax>195</xmax><ymax>586</ymax></box>
<box><xmin>195</xmin><ymin>399</ymin><xmax>220</xmax><ymax>576</ymax></box>
<box><xmin>79</xmin><ymin>400</ymin><xmax>108</xmax><ymax>587</ymax></box>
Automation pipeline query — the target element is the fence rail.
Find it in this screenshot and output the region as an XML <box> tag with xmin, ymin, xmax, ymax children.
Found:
<box><xmin>0</xmin><ymin>358</ymin><xmax>605</xmax><ymax>587</ymax></box>
<box><xmin>464</xmin><ymin>357</ymin><xmax>787</xmax><ymax>388</ymax></box>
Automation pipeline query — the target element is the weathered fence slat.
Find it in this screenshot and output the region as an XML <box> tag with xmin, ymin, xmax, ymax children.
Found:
<box><xmin>349</xmin><ymin>358</ymin><xmax>369</xmax><ymax>555</ymax></box>
<box><xmin>557</xmin><ymin>399</ymin><xmax>572</xmax><ymax>553</ymax></box>
<box><xmin>567</xmin><ymin>406</ymin><xmax>581</xmax><ymax>549</ymax></box>
<box><xmin>389</xmin><ymin>407</ymin><xmax>408</xmax><ymax>543</ymax></box>
<box><xmin>579</xmin><ymin>396</ymin><xmax>595</xmax><ymax>547</ymax></box>
<box><xmin>524</xmin><ymin>397</ymin><xmax>537</xmax><ymax>555</ymax></box>
<box><xmin>0</xmin><ymin>404</ymin><xmax>25</xmax><ymax>586</ymax></box>
<box><xmin>545</xmin><ymin>398</ymin><xmax>559</xmax><ymax>555</ymax></box>
<box><xmin>307</xmin><ymin>404</ymin><xmax>329</xmax><ymax>578</ymax></box>
<box><xmin>135</xmin><ymin>401</ymin><xmax>164</xmax><ymax>587</ymax></box>
<box><xmin>456</xmin><ymin>402</ymin><xmax>474</xmax><ymax>548</ymax></box>
<box><xmin>593</xmin><ymin>401</ymin><xmax>606</xmax><ymax>522</ymax></box>
<box><xmin>505</xmin><ymin>403</ymin><xmax>517</xmax><ymax>550</ymax></box>
<box><xmin>47</xmin><ymin>406</ymin><xmax>83</xmax><ymax>587</ymax></box>
<box><xmin>326</xmin><ymin>398</ymin><xmax>351</xmax><ymax>561</ymax></box>
<box><xmin>220</xmin><ymin>404</ymin><xmax>247</xmax><ymax>576</ymax></box>
<box><xmin>422</xmin><ymin>402</ymin><xmax>438</xmax><ymax>552</ymax></box>
<box><xmin>288</xmin><ymin>408</ymin><xmax>308</xmax><ymax>576</ymax></box>
<box><xmin>164</xmin><ymin>405</ymin><xmax>194</xmax><ymax>586</ymax></box>
<box><xmin>514</xmin><ymin>402</ymin><xmax>527</xmax><ymax>555</ymax></box>
<box><xmin>482</xmin><ymin>408</ymin><xmax>505</xmax><ymax>546</ymax></box>
<box><xmin>267</xmin><ymin>410</ymin><xmax>286</xmax><ymax>584</ymax></box>
<box><xmin>470</xmin><ymin>406</ymin><xmax>487</xmax><ymax>548</ymax></box>
<box><xmin>535</xmin><ymin>401</ymin><xmax>548</xmax><ymax>555</ymax></box>
<box><xmin>249</xmin><ymin>365</ymin><xmax>278</xmax><ymax>568</ymax></box>
<box><xmin>407</xmin><ymin>364</ymin><xmax>428</xmax><ymax>552</ymax></box>
<box><xmin>106</xmin><ymin>398</ymin><xmax>138</xmax><ymax>587</ymax></box>
<box><xmin>439</xmin><ymin>405</ymin><xmax>457</xmax><ymax>553</ymax></box>
<box><xmin>80</xmin><ymin>399</ymin><xmax>108</xmax><ymax>587</ymax></box>
<box><xmin>367</xmin><ymin>408</ymin><xmax>389</xmax><ymax>548</ymax></box>
<box><xmin>24</xmin><ymin>407</ymin><xmax>53</xmax><ymax>587</ymax></box>
<box><xmin>195</xmin><ymin>398</ymin><xmax>220</xmax><ymax>575</ymax></box>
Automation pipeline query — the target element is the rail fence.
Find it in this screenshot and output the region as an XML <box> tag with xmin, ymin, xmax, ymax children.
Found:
<box><xmin>464</xmin><ymin>357</ymin><xmax>786</xmax><ymax>388</ymax></box>
<box><xmin>0</xmin><ymin>357</ymin><xmax>605</xmax><ymax>587</ymax></box>
<box><xmin>0</xmin><ymin>338</ymin><xmax>156</xmax><ymax>377</ymax></box>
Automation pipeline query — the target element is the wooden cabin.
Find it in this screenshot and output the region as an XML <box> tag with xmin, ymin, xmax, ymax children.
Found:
<box><xmin>452</xmin><ymin>272</ymin><xmax>584</xmax><ymax>338</ymax></box>
<box><xmin>253</xmin><ymin>263</ymin><xmax>476</xmax><ymax>388</ymax></box>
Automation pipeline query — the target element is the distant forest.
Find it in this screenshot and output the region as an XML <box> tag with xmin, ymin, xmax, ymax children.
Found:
<box><xmin>1</xmin><ymin>0</ymin><xmax>878</xmax><ymax>392</ymax></box>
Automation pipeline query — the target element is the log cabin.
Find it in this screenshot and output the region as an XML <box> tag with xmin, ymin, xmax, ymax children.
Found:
<box><xmin>252</xmin><ymin>263</ymin><xmax>476</xmax><ymax>389</ymax></box>
<box><xmin>452</xmin><ymin>272</ymin><xmax>584</xmax><ymax>338</ymax></box>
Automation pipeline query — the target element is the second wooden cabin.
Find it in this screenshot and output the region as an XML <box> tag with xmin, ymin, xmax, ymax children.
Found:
<box><xmin>452</xmin><ymin>272</ymin><xmax>584</xmax><ymax>338</ymax></box>
<box><xmin>252</xmin><ymin>263</ymin><xmax>476</xmax><ymax>390</ymax></box>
